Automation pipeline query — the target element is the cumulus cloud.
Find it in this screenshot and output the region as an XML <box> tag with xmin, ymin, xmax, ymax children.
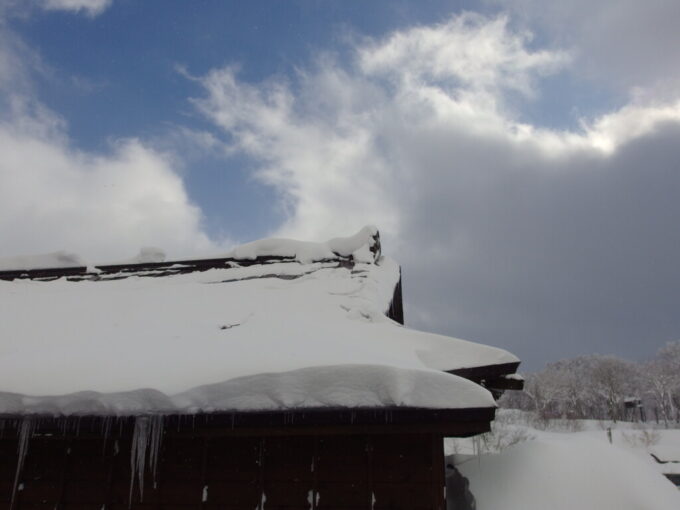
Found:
<box><xmin>0</xmin><ymin>125</ymin><xmax>213</xmax><ymax>262</ymax></box>
<box><xmin>41</xmin><ymin>0</ymin><xmax>112</xmax><ymax>16</ymax></box>
<box><xmin>193</xmin><ymin>13</ymin><xmax>680</xmax><ymax>367</ymax></box>
<box><xmin>0</xmin><ymin>17</ymin><xmax>214</xmax><ymax>263</ymax></box>
<box><xmin>359</xmin><ymin>14</ymin><xmax>568</xmax><ymax>101</ymax></box>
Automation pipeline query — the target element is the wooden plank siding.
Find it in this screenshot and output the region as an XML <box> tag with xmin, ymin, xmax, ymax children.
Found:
<box><xmin>0</xmin><ymin>431</ymin><xmax>447</xmax><ymax>510</ymax></box>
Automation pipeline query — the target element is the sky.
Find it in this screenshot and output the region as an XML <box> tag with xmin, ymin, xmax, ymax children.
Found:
<box><xmin>1</xmin><ymin>0</ymin><xmax>680</xmax><ymax>370</ymax></box>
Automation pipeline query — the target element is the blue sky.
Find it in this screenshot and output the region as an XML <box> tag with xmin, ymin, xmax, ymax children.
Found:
<box><xmin>2</xmin><ymin>0</ymin><xmax>680</xmax><ymax>368</ymax></box>
<box><xmin>11</xmin><ymin>0</ymin><xmax>620</xmax><ymax>241</ymax></box>
<box><xmin>12</xmin><ymin>0</ymin><xmax>507</xmax><ymax>240</ymax></box>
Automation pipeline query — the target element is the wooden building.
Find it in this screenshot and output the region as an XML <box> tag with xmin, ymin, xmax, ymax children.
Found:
<box><xmin>0</xmin><ymin>227</ymin><xmax>521</xmax><ymax>510</ymax></box>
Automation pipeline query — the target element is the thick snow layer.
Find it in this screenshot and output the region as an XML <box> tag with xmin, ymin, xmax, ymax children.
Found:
<box><xmin>0</xmin><ymin>228</ymin><xmax>516</xmax><ymax>415</ymax></box>
<box><xmin>225</xmin><ymin>225</ymin><xmax>381</xmax><ymax>263</ymax></box>
<box><xmin>0</xmin><ymin>365</ymin><xmax>494</xmax><ymax>415</ymax></box>
<box><xmin>0</xmin><ymin>230</ymin><xmax>517</xmax><ymax>415</ymax></box>
<box><xmin>457</xmin><ymin>436</ymin><xmax>680</xmax><ymax>510</ymax></box>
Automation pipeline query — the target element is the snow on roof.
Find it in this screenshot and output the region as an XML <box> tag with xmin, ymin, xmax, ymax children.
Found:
<box><xmin>225</xmin><ymin>225</ymin><xmax>382</xmax><ymax>264</ymax></box>
<box><xmin>0</xmin><ymin>227</ymin><xmax>517</xmax><ymax>416</ymax></box>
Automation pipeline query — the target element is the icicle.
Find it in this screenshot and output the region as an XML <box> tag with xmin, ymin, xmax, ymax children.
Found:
<box><xmin>148</xmin><ymin>416</ymin><xmax>163</xmax><ymax>488</ymax></box>
<box><xmin>129</xmin><ymin>417</ymin><xmax>149</xmax><ymax>507</ymax></box>
<box><xmin>102</xmin><ymin>417</ymin><xmax>113</xmax><ymax>455</ymax></box>
<box><xmin>128</xmin><ymin>415</ymin><xmax>164</xmax><ymax>507</ymax></box>
<box><xmin>10</xmin><ymin>417</ymin><xmax>34</xmax><ymax>510</ymax></box>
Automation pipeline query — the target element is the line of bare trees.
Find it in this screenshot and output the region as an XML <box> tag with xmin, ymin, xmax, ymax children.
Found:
<box><xmin>501</xmin><ymin>341</ymin><xmax>680</xmax><ymax>426</ymax></box>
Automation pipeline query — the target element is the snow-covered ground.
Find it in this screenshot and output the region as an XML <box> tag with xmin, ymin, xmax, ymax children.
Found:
<box><xmin>447</xmin><ymin>411</ymin><xmax>680</xmax><ymax>509</ymax></box>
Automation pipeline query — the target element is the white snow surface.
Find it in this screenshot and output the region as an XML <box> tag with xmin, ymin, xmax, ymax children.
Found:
<box><xmin>0</xmin><ymin>229</ymin><xmax>516</xmax><ymax>415</ymax></box>
<box><xmin>225</xmin><ymin>225</ymin><xmax>381</xmax><ymax>263</ymax></box>
<box><xmin>457</xmin><ymin>435</ymin><xmax>680</xmax><ymax>510</ymax></box>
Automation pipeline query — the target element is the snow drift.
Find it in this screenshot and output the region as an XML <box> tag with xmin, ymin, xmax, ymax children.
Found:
<box><xmin>456</xmin><ymin>435</ymin><xmax>680</xmax><ymax>510</ymax></box>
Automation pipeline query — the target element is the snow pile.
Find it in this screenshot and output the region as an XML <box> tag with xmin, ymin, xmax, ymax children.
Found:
<box><xmin>226</xmin><ymin>225</ymin><xmax>380</xmax><ymax>263</ymax></box>
<box><xmin>649</xmin><ymin>430</ymin><xmax>680</xmax><ymax>462</ymax></box>
<box><xmin>0</xmin><ymin>227</ymin><xmax>517</xmax><ymax>415</ymax></box>
<box><xmin>649</xmin><ymin>430</ymin><xmax>680</xmax><ymax>475</ymax></box>
<box><xmin>581</xmin><ymin>426</ymin><xmax>680</xmax><ymax>477</ymax></box>
<box><xmin>456</xmin><ymin>436</ymin><xmax>680</xmax><ymax>510</ymax></box>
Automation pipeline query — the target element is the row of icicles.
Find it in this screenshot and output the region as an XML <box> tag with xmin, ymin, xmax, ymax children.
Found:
<box><xmin>3</xmin><ymin>416</ymin><xmax>164</xmax><ymax>509</ymax></box>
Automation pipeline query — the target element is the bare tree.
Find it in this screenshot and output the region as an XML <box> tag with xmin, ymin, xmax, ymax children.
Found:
<box><xmin>503</xmin><ymin>354</ymin><xmax>645</xmax><ymax>422</ymax></box>
<box><xmin>645</xmin><ymin>341</ymin><xmax>680</xmax><ymax>426</ymax></box>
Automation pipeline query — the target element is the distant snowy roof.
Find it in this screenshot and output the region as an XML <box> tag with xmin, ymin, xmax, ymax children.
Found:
<box><xmin>0</xmin><ymin>227</ymin><xmax>518</xmax><ymax>416</ymax></box>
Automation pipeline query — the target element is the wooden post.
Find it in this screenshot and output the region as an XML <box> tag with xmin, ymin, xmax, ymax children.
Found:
<box><xmin>431</xmin><ymin>434</ymin><xmax>445</xmax><ymax>510</ymax></box>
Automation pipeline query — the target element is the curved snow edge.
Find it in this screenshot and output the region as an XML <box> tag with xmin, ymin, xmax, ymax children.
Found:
<box><xmin>0</xmin><ymin>364</ymin><xmax>495</xmax><ymax>416</ymax></box>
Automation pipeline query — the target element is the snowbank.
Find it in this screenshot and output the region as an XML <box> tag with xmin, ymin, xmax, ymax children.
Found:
<box><xmin>456</xmin><ymin>435</ymin><xmax>680</xmax><ymax>510</ymax></box>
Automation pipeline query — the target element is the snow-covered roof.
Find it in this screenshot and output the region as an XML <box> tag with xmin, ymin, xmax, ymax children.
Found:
<box><xmin>0</xmin><ymin>226</ymin><xmax>518</xmax><ymax>416</ymax></box>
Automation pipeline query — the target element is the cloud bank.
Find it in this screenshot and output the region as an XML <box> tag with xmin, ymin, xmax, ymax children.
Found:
<box><xmin>193</xmin><ymin>13</ymin><xmax>680</xmax><ymax>366</ymax></box>
<box><xmin>0</xmin><ymin>19</ymin><xmax>213</xmax><ymax>263</ymax></box>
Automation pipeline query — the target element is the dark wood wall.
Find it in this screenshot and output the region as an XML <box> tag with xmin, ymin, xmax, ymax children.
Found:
<box><xmin>1</xmin><ymin>431</ymin><xmax>445</xmax><ymax>510</ymax></box>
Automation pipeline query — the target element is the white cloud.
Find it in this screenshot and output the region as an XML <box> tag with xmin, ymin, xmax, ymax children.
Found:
<box><xmin>41</xmin><ymin>0</ymin><xmax>112</xmax><ymax>16</ymax></box>
<box><xmin>193</xmin><ymin>65</ymin><xmax>400</xmax><ymax>241</ymax></box>
<box><xmin>584</xmin><ymin>101</ymin><xmax>680</xmax><ymax>153</ymax></box>
<box><xmin>359</xmin><ymin>14</ymin><xmax>567</xmax><ymax>101</ymax></box>
<box><xmin>195</xmin><ymin>13</ymin><xmax>680</xmax><ymax>243</ymax></box>
<box><xmin>0</xmin><ymin>18</ymin><xmax>216</xmax><ymax>263</ymax></box>
<box><xmin>0</xmin><ymin>124</ymin><xmax>213</xmax><ymax>262</ymax></box>
<box><xmin>193</xmin><ymin>13</ymin><xmax>680</xmax><ymax>366</ymax></box>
